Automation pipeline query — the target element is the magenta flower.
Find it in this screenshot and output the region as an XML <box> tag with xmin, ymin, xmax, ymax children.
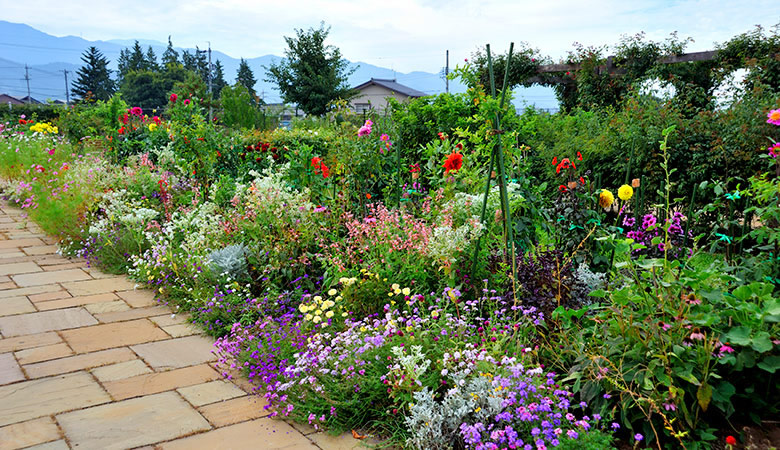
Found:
<box><xmin>183</xmin><ymin>99</ymin><xmax>191</xmax><ymax>106</ymax></box>
<box><xmin>357</xmin><ymin>119</ymin><xmax>372</xmax><ymax>137</ymax></box>
<box><xmin>380</xmin><ymin>133</ymin><xmax>390</xmax><ymax>142</ymax></box>
<box><xmin>767</xmin><ymin>109</ymin><xmax>780</xmax><ymax>126</ymax></box>
<box><xmin>718</xmin><ymin>344</ymin><xmax>735</xmax><ymax>356</ymax></box>
<box><xmin>769</xmin><ymin>142</ymin><xmax>780</xmax><ymax>158</ymax></box>
<box><xmin>129</xmin><ymin>106</ymin><xmax>143</xmax><ymax>116</ymax></box>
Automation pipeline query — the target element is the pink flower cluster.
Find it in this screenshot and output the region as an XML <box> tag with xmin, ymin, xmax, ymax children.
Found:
<box><xmin>357</xmin><ymin>119</ymin><xmax>372</xmax><ymax>137</ymax></box>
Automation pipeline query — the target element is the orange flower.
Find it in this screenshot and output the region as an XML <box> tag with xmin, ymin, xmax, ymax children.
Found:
<box><xmin>443</xmin><ymin>152</ymin><xmax>463</xmax><ymax>174</ymax></box>
<box><xmin>366</xmin><ymin>193</ymin><xmax>371</xmax><ymax>199</ymax></box>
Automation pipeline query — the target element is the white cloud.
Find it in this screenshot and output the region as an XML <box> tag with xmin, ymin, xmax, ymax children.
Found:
<box><xmin>1</xmin><ymin>0</ymin><xmax>777</xmax><ymax>73</ymax></box>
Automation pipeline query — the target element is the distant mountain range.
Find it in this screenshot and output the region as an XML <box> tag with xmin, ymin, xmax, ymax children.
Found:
<box><xmin>0</xmin><ymin>21</ymin><xmax>558</xmax><ymax>110</ymax></box>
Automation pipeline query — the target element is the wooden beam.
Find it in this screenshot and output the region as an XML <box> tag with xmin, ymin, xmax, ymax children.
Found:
<box><xmin>536</xmin><ymin>49</ymin><xmax>720</xmax><ymax>74</ymax></box>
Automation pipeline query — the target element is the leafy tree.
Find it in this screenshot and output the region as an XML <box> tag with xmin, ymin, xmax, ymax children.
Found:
<box><xmin>71</xmin><ymin>46</ymin><xmax>115</xmax><ymax>101</ymax></box>
<box><xmin>265</xmin><ymin>23</ymin><xmax>356</xmax><ymax>115</ymax></box>
<box><xmin>162</xmin><ymin>36</ymin><xmax>180</xmax><ymax>69</ymax></box>
<box><xmin>236</xmin><ymin>58</ymin><xmax>257</xmax><ymax>102</ymax></box>
<box><xmin>121</xmin><ymin>65</ymin><xmax>188</xmax><ymax>109</ymax></box>
<box><xmin>182</xmin><ymin>48</ymin><xmax>209</xmax><ymax>83</ymax></box>
<box><xmin>220</xmin><ymin>83</ymin><xmax>266</xmax><ymax>129</ymax></box>
<box><xmin>212</xmin><ymin>60</ymin><xmax>228</xmax><ymax>97</ymax></box>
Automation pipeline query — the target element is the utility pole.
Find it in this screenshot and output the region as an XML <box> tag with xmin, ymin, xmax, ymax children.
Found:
<box><xmin>445</xmin><ymin>50</ymin><xmax>449</xmax><ymax>94</ymax></box>
<box><xmin>207</xmin><ymin>42</ymin><xmax>213</xmax><ymax>122</ymax></box>
<box><xmin>23</xmin><ymin>65</ymin><xmax>31</xmax><ymax>103</ymax></box>
<box><xmin>62</xmin><ymin>69</ymin><xmax>70</xmax><ymax>106</ymax></box>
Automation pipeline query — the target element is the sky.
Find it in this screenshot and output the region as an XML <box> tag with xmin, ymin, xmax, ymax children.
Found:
<box><xmin>0</xmin><ymin>0</ymin><xmax>777</xmax><ymax>74</ymax></box>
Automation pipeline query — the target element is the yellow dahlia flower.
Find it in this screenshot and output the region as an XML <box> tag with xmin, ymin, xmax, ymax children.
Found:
<box><xmin>618</xmin><ymin>185</ymin><xmax>634</xmax><ymax>201</ymax></box>
<box><xmin>599</xmin><ymin>189</ymin><xmax>615</xmax><ymax>208</ymax></box>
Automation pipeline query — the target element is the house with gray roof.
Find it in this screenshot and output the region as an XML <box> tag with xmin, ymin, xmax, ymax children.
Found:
<box><xmin>349</xmin><ymin>78</ymin><xmax>426</xmax><ymax>113</ymax></box>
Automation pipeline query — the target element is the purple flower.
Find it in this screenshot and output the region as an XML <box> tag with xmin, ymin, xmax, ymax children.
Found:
<box><xmin>635</xmin><ymin>433</ymin><xmax>643</xmax><ymax>441</ymax></box>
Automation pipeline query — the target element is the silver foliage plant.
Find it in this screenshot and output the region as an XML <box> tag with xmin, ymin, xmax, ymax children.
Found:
<box><xmin>207</xmin><ymin>244</ymin><xmax>249</xmax><ymax>279</ymax></box>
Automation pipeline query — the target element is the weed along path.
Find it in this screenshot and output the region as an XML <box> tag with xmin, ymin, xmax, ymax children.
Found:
<box><xmin>0</xmin><ymin>202</ymin><xmax>364</xmax><ymax>450</ymax></box>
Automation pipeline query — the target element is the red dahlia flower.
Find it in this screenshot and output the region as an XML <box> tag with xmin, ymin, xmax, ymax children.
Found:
<box><xmin>443</xmin><ymin>152</ymin><xmax>463</xmax><ymax>174</ymax></box>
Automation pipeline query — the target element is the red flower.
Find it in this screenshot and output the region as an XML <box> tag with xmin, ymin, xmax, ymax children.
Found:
<box><xmin>577</xmin><ymin>151</ymin><xmax>583</xmax><ymax>161</ymax></box>
<box><xmin>579</xmin><ymin>176</ymin><xmax>585</xmax><ymax>185</ymax></box>
<box><xmin>320</xmin><ymin>164</ymin><xmax>330</xmax><ymax>178</ymax></box>
<box><xmin>443</xmin><ymin>152</ymin><xmax>463</xmax><ymax>174</ymax></box>
<box><xmin>311</xmin><ymin>157</ymin><xmax>322</xmax><ymax>169</ymax></box>
<box><xmin>170</xmin><ymin>93</ymin><xmax>178</xmax><ymax>103</ymax></box>
<box><xmin>216</xmin><ymin>151</ymin><xmax>221</xmax><ymax>157</ymax></box>
<box><xmin>551</xmin><ymin>156</ymin><xmax>557</xmax><ymax>166</ymax></box>
<box><xmin>725</xmin><ymin>436</ymin><xmax>737</xmax><ymax>446</ymax></box>
<box><xmin>366</xmin><ymin>193</ymin><xmax>371</xmax><ymax>199</ymax></box>
<box><xmin>118</xmin><ymin>126</ymin><xmax>126</xmax><ymax>135</ymax></box>
<box><xmin>120</xmin><ymin>113</ymin><xmax>129</xmax><ymax>124</ymax></box>
<box><xmin>18</xmin><ymin>119</ymin><xmax>26</xmax><ymax>125</ymax></box>
<box><xmin>558</xmin><ymin>184</ymin><xmax>567</xmax><ymax>192</ymax></box>
<box><xmin>438</xmin><ymin>132</ymin><xmax>447</xmax><ymax>141</ymax></box>
<box><xmin>455</xmin><ymin>142</ymin><xmax>463</xmax><ymax>150</ymax></box>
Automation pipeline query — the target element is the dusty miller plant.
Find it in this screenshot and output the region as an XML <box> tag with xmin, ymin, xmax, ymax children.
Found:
<box><xmin>208</xmin><ymin>244</ymin><xmax>248</xmax><ymax>280</ymax></box>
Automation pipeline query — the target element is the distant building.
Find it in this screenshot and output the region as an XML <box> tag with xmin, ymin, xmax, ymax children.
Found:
<box><xmin>18</xmin><ymin>96</ymin><xmax>42</xmax><ymax>104</ymax></box>
<box><xmin>350</xmin><ymin>78</ymin><xmax>426</xmax><ymax>113</ymax></box>
<box><xmin>0</xmin><ymin>94</ymin><xmax>24</xmax><ymax>106</ymax></box>
<box><xmin>263</xmin><ymin>103</ymin><xmax>305</xmax><ymax>129</ymax></box>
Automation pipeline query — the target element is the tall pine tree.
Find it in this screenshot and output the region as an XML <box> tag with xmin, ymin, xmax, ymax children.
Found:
<box><xmin>128</xmin><ymin>41</ymin><xmax>148</xmax><ymax>72</ymax></box>
<box><xmin>145</xmin><ymin>46</ymin><xmax>159</xmax><ymax>72</ymax></box>
<box><xmin>212</xmin><ymin>60</ymin><xmax>227</xmax><ymax>97</ymax></box>
<box><xmin>71</xmin><ymin>47</ymin><xmax>115</xmax><ymax>101</ymax></box>
<box><xmin>236</xmin><ymin>58</ymin><xmax>257</xmax><ymax>103</ymax></box>
<box><xmin>162</xmin><ymin>36</ymin><xmax>180</xmax><ymax>69</ymax></box>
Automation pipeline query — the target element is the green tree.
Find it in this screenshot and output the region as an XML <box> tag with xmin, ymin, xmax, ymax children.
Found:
<box><xmin>265</xmin><ymin>23</ymin><xmax>356</xmax><ymax>115</ymax></box>
<box><xmin>212</xmin><ymin>60</ymin><xmax>228</xmax><ymax>97</ymax></box>
<box><xmin>220</xmin><ymin>83</ymin><xmax>265</xmax><ymax>129</ymax></box>
<box><xmin>71</xmin><ymin>46</ymin><xmax>115</xmax><ymax>101</ymax></box>
<box><xmin>121</xmin><ymin>65</ymin><xmax>188</xmax><ymax>109</ymax></box>
<box><xmin>236</xmin><ymin>58</ymin><xmax>257</xmax><ymax>102</ymax></box>
<box><xmin>128</xmin><ymin>41</ymin><xmax>148</xmax><ymax>72</ymax></box>
<box><xmin>145</xmin><ymin>46</ymin><xmax>159</xmax><ymax>72</ymax></box>
<box><xmin>162</xmin><ymin>36</ymin><xmax>180</xmax><ymax>69</ymax></box>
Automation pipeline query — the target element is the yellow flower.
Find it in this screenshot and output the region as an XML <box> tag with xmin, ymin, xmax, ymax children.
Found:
<box><xmin>148</xmin><ymin>123</ymin><xmax>158</xmax><ymax>132</ymax></box>
<box><xmin>327</xmin><ymin>288</ymin><xmax>337</xmax><ymax>296</ymax></box>
<box><xmin>618</xmin><ymin>185</ymin><xmax>633</xmax><ymax>201</ymax></box>
<box><xmin>314</xmin><ymin>295</ymin><xmax>322</xmax><ymax>303</ymax></box>
<box><xmin>315</xmin><ymin>309</ymin><xmax>322</xmax><ymax>316</ymax></box>
<box><xmin>325</xmin><ymin>311</ymin><xmax>334</xmax><ymax>318</ymax></box>
<box><xmin>298</xmin><ymin>304</ymin><xmax>307</xmax><ymax>313</ymax></box>
<box><xmin>402</xmin><ymin>287</ymin><xmax>411</xmax><ymax>296</ymax></box>
<box><xmin>312</xmin><ymin>316</ymin><xmax>322</xmax><ymax>323</ymax></box>
<box><xmin>598</xmin><ymin>189</ymin><xmax>615</xmax><ymax>208</ymax></box>
<box><xmin>391</xmin><ymin>283</ymin><xmax>400</xmax><ymax>291</ymax></box>
<box><xmin>305</xmin><ymin>314</ymin><xmax>313</xmax><ymax>321</ymax></box>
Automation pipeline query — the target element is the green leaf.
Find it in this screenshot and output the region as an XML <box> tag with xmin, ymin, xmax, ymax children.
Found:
<box><xmin>751</xmin><ymin>332</ymin><xmax>773</xmax><ymax>353</ymax></box>
<box><xmin>724</xmin><ymin>326</ymin><xmax>751</xmax><ymax>346</ymax></box>
<box><xmin>757</xmin><ymin>355</ymin><xmax>780</xmax><ymax>374</ymax></box>
<box><xmin>697</xmin><ymin>383</ymin><xmax>713</xmax><ymax>412</ymax></box>
<box><xmin>588</xmin><ymin>289</ymin><xmax>607</xmax><ymax>298</ymax></box>
<box><xmin>731</xmin><ymin>285</ymin><xmax>754</xmax><ymax>301</ymax></box>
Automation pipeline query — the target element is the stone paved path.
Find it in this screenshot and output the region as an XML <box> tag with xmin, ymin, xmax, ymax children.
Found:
<box><xmin>0</xmin><ymin>203</ymin><xmax>368</xmax><ymax>450</ymax></box>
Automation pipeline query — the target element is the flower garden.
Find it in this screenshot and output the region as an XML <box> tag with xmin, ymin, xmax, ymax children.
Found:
<box><xmin>1</xmin><ymin>47</ymin><xmax>779</xmax><ymax>449</ymax></box>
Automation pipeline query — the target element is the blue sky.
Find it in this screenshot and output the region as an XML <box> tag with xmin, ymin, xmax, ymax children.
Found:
<box><xmin>0</xmin><ymin>0</ymin><xmax>777</xmax><ymax>74</ymax></box>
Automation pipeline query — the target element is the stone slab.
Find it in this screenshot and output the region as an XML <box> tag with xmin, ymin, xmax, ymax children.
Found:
<box><xmin>15</xmin><ymin>342</ymin><xmax>73</xmax><ymax>365</ymax></box>
<box><xmin>57</xmin><ymin>391</ymin><xmax>211</xmax><ymax>450</ymax></box>
<box><xmin>116</xmin><ymin>289</ymin><xmax>157</xmax><ymax>307</ymax></box>
<box><xmin>91</xmin><ymin>359</ymin><xmax>152</xmax><ymax>383</ymax></box>
<box><xmin>0</xmin><ymin>261</ymin><xmax>41</xmax><ymax>276</ymax></box>
<box><xmin>36</xmin><ymin>292</ymin><xmax>118</xmax><ymax>311</ymax></box>
<box><xmin>61</xmin><ymin>318</ymin><xmax>168</xmax><ymax>353</ymax></box>
<box><xmin>0</xmin><ymin>416</ymin><xmax>60</xmax><ymax>450</ymax></box>
<box><xmin>131</xmin><ymin>335</ymin><xmax>216</xmax><ymax>370</ymax></box>
<box><xmin>103</xmin><ymin>364</ymin><xmax>221</xmax><ymax>401</ymax></box>
<box><xmin>84</xmin><ymin>300</ymin><xmax>130</xmax><ymax>314</ymax></box>
<box><xmin>22</xmin><ymin>246</ymin><xmax>58</xmax><ymax>256</ymax></box>
<box><xmin>159</xmin><ymin>417</ymin><xmax>317</xmax><ymax>450</ymax></box>
<box><xmin>177</xmin><ymin>380</ymin><xmax>246</xmax><ymax>407</ymax></box>
<box><xmin>0</xmin><ymin>296</ymin><xmax>35</xmax><ymax>317</ymax></box>
<box><xmin>149</xmin><ymin>313</ymin><xmax>190</xmax><ymax>327</ymax></box>
<box><xmin>23</xmin><ymin>440</ymin><xmax>69</xmax><ymax>450</ymax></box>
<box><xmin>27</xmin><ymin>291</ymin><xmax>71</xmax><ymax>303</ymax></box>
<box><xmin>0</xmin><ymin>238</ymin><xmax>44</xmax><ymax>249</ymax></box>
<box><xmin>0</xmin><ymin>371</ymin><xmax>110</xmax><ymax>426</ymax></box>
<box><xmin>163</xmin><ymin>323</ymin><xmax>202</xmax><ymax>338</ymax></box>
<box><xmin>0</xmin><ymin>307</ymin><xmax>97</xmax><ymax>337</ymax></box>
<box><xmin>24</xmin><ymin>347</ymin><xmax>136</xmax><ymax>379</ymax></box>
<box><xmin>62</xmin><ymin>278</ymin><xmax>135</xmax><ymax>296</ymax></box>
<box><xmin>0</xmin><ymin>352</ymin><xmax>24</xmax><ymax>385</ymax></box>
<box><xmin>197</xmin><ymin>395</ymin><xmax>269</xmax><ymax>427</ymax></box>
<box><xmin>0</xmin><ymin>332</ymin><xmax>62</xmax><ymax>353</ymax></box>
<box><xmin>93</xmin><ymin>305</ymin><xmax>169</xmax><ymax>323</ymax></box>
<box><xmin>0</xmin><ymin>285</ymin><xmax>62</xmax><ymax>300</ymax></box>
<box><xmin>12</xmin><ymin>268</ymin><xmax>91</xmax><ymax>287</ymax></box>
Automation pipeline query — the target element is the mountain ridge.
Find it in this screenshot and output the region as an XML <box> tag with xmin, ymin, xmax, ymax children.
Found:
<box><xmin>0</xmin><ymin>20</ymin><xmax>557</xmax><ymax>109</ymax></box>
